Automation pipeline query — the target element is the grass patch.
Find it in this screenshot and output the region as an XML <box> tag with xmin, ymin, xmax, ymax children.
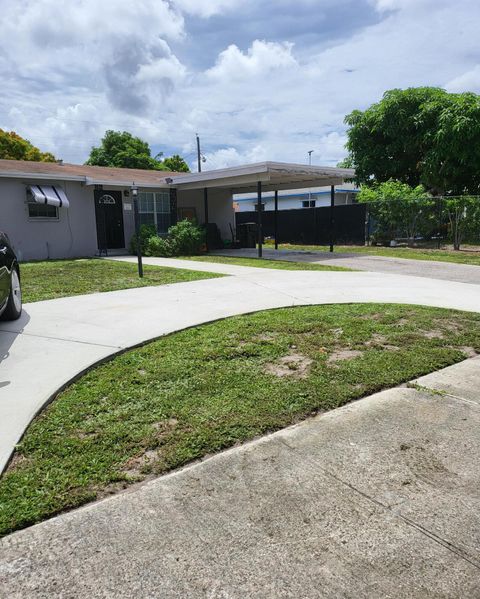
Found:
<box><xmin>181</xmin><ymin>255</ymin><xmax>352</xmax><ymax>271</ymax></box>
<box><xmin>273</xmin><ymin>243</ymin><xmax>480</xmax><ymax>266</ymax></box>
<box><xmin>20</xmin><ymin>258</ymin><xmax>224</xmax><ymax>303</ymax></box>
<box><xmin>2</xmin><ymin>303</ymin><xmax>480</xmax><ymax>536</ymax></box>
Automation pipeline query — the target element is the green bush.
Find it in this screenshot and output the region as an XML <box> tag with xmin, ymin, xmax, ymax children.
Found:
<box><xmin>145</xmin><ymin>235</ymin><xmax>175</xmax><ymax>257</ymax></box>
<box><xmin>129</xmin><ymin>224</ymin><xmax>157</xmax><ymax>254</ymax></box>
<box><xmin>145</xmin><ymin>220</ymin><xmax>205</xmax><ymax>257</ymax></box>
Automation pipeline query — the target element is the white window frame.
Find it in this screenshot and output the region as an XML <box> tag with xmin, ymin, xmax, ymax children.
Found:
<box><xmin>138</xmin><ymin>191</ymin><xmax>171</xmax><ymax>234</ymax></box>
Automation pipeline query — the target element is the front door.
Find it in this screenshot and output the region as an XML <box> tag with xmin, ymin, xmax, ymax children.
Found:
<box><xmin>94</xmin><ymin>190</ymin><xmax>125</xmax><ymax>251</ymax></box>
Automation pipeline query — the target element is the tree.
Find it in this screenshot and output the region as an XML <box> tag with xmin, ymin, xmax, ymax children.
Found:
<box><xmin>344</xmin><ymin>87</ymin><xmax>480</xmax><ymax>195</ymax></box>
<box><xmin>86</xmin><ymin>130</ymin><xmax>167</xmax><ymax>170</ymax></box>
<box><xmin>0</xmin><ymin>129</ymin><xmax>56</xmax><ymax>162</ymax></box>
<box><xmin>443</xmin><ymin>196</ymin><xmax>480</xmax><ymax>250</ymax></box>
<box><xmin>163</xmin><ymin>154</ymin><xmax>190</xmax><ymax>172</ymax></box>
<box><xmin>358</xmin><ymin>180</ymin><xmax>434</xmax><ymax>244</ymax></box>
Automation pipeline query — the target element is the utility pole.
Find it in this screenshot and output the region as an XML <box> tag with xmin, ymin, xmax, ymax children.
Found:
<box><xmin>196</xmin><ymin>133</ymin><xmax>202</xmax><ymax>173</ymax></box>
<box><xmin>307</xmin><ymin>150</ymin><xmax>314</xmax><ymax>205</ymax></box>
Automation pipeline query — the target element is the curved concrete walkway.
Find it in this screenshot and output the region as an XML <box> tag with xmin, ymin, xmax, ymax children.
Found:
<box><xmin>1</xmin><ymin>259</ymin><xmax>480</xmax><ymax>473</ymax></box>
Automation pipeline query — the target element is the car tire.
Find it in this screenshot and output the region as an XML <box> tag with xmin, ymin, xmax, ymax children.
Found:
<box><xmin>1</xmin><ymin>268</ymin><xmax>22</xmax><ymax>321</ymax></box>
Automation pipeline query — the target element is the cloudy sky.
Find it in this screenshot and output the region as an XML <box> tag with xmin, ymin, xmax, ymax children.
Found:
<box><xmin>1</xmin><ymin>0</ymin><xmax>479</xmax><ymax>170</ymax></box>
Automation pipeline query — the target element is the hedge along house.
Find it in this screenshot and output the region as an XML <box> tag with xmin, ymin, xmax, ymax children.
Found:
<box><xmin>0</xmin><ymin>159</ymin><xmax>354</xmax><ymax>260</ymax></box>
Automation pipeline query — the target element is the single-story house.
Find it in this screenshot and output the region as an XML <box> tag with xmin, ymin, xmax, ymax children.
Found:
<box><xmin>233</xmin><ymin>182</ymin><xmax>359</xmax><ymax>212</ymax></box>
<box><xmin>0</xmin><ymin>159</ymin><xmax>354</xmax><ymax>261</ymax></box>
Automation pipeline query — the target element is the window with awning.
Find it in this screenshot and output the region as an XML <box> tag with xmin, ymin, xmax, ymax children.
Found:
<box><xmin>27</xmin><ymin>185</ymin><xmax>70</xmax><ymax>208</ymax></box>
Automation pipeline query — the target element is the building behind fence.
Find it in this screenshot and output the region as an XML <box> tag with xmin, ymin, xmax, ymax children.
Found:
<box><xmin>235</xmin><ymin>197</ymin><xmax>480</xmax><ymax>247</ymax></box>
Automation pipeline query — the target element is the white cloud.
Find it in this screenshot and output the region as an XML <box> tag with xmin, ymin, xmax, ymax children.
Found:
<box><xmin>446</xmin><ymin>66</ymin><xmax>480</xmax><ymax>93</ymax></box>
<box><xmin>207</xmin><ymin>40</ymin><xmax>297</xmax><ymax>80</ymax></box>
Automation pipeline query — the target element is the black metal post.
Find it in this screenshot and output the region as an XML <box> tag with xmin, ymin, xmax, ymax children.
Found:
<box><xmin>133</xmin><ymin>193</ymin><xmax>144</xmax><ymax>278</ymax></box>
<box><xmin>204</xmin><ymin>187</ymin><xmax>209</xmax><ymax>252</ymax></box>
<box><xmin>437</xmin><ymin>197</ymin><xmax>442</xmax><ymax>250</ymax></box>
<box><xmin>257</xmin><ymin>181</ymin><xmax>263</xmax><ymax>258</ymax></box>
<box><xmin>274</xmin><ymin>190</ymin><xmax>278</xmax><ymax>250</ymax></box>
<box><xmin>329</xmin><ymin>185</ymin><xmax>335</xmax><ymax>253</ymax></box>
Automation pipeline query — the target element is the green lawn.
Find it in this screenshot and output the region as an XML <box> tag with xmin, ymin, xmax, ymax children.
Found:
<box><xmin>2</xmin><ymin>303</ymin><xmax>479</xmax><ymax>536</ymax></box>
<box><xmin>20</xmin><ymin>259</ymin><xmax>223</xmax><ymax>303</ymax></box>
<box><xmin>273</xmin><ymin>243</ymin><xmax>480</xmax><ymax>266</ymax></box>
<box><xmin>181</xmin><ymin>255</ymin><xmax>352</xmax><ymax>271</ymax></box>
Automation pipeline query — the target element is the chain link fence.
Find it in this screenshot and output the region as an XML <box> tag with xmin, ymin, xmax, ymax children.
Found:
<box><xmin>365</xmin><ymin>196</ymin><xmax>480</xmax><ymax>250</ymax></box>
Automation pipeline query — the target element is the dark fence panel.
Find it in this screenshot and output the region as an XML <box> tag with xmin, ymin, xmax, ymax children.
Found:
<box><xmin>236</xmin><ymin>204</ymin><xmax>366</xmax><ymax>245</ymax></box>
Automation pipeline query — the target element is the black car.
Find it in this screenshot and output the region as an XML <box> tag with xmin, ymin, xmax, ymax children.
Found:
<box><xmin>0</xmin><ymin>232</ymin><xmax>22</xmax><ymax>320</ymax></box>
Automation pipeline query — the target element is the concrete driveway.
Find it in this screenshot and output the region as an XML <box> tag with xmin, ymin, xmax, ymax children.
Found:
<box><xmin>1</xmin><ymin>357</ymin><xmax>479</xmax><ymax>598</ymax></box>
<box><xmin>2</xmin><ymin>260</ymin><xmax>480</xmax><ymax>475</ymax></box>
<box><xmin>212</xmin><ymin>248</ymin><xmax>480</xmax><ymax>285</ymax></box>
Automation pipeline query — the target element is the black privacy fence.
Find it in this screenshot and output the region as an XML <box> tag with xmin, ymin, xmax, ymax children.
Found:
<box><xmin>235</xmin><ymin>197</ymin><xmax>480</xmax><ymax>249</ymax></box>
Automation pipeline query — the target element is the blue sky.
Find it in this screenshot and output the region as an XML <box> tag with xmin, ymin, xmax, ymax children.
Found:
<box><xmin>1</xmin><ymin>0</ymin><xmax>479</xmax><ymax>169</ymax></box>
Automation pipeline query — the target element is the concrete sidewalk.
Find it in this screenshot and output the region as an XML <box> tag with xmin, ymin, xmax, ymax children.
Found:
<box><xmin>211</xmin><ymin>248</ymin><xmax>480</xmax><ymax>285</ymax></box>
<box><xmin>2</xmin><ymin>265</ymin><xmax>480</xmax><ymax>473</ymax></box>
<box><xmin>1</xmin><ymin>357</ymin><xmax>479</xmax><ymax>598</ymax></box>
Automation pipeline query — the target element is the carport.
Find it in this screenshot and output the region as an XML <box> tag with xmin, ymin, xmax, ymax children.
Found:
<box><xmin>171</xmin><ymin>162</ymin><xmax>355</xmax><ymax>257</ymax></box>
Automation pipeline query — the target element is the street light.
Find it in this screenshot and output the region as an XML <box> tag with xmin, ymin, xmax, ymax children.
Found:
<box><xmin>131</xmin><ymin>184</ymin><xmax>143</xmax><ymax>278</ymax></box>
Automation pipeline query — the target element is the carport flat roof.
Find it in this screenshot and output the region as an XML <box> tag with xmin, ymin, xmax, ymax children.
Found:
<box><xmin>171</xmin><ymin>161</ymin><xmax>355</xmax><ymax>193</ymax></box>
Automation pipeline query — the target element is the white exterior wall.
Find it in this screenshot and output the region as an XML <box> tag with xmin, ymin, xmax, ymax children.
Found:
<box><xmin>235</xmin><ymin>192</ymin><xmax>354</xmax><ymax>212</ymax></box>
<box><xmin>0</xmin><ymin>178</ymin><xmax>98</xmax><ymax>261</ymax></box>
<box><xmin>177</xmin><ymin>188</ymin><xmax>234</xmax><ymax>240</ymax></box>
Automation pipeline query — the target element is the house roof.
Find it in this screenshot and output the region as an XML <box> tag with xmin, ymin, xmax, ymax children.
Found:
<box><xmin>0</xmin><ymin>159</ymin><xmax>178</xmax><ymax>187</ymax></box>
<box><xmin>0</xmin><ymin>159</ymin><xmax>355</xmax><ymax>192</ymax></box>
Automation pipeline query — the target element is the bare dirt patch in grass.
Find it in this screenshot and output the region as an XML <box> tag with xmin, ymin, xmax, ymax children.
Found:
<box><xmin>422</xmin><ymin>330</ymin><xmax>445</xmax><ymax>339</ymax></box>
<box><xmin>264</xmin><ymin>353</ymin><xmax>313</xmax><ymax>378</ymax></box>
<box><xmin>327</xmin><ymin>349</ymin><xmax>363</xmax><ymax>365</ymax></box>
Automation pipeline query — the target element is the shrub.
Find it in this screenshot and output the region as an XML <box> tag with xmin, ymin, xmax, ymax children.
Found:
<box><xmin>129</xmin><ymin>224</ymin><xmax>157</xmax><ymax>254</ymax></box>
<box><xmin>145</xmin><ymin>220</ymin><xmax>205</xmax><ymax>257</ymax></box>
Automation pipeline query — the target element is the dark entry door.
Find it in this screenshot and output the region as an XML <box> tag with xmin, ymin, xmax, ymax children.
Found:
<box><xmin>94</xmin><ymin>190</ymin><xmax>125</xmax><ymax>251</ymax></box>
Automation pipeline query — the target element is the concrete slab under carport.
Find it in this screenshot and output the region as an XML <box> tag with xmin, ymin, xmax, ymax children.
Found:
<box><xmin>1</xmin><ymin>359</ymin><xmax>480</xmax><ymax>598</ymax></box>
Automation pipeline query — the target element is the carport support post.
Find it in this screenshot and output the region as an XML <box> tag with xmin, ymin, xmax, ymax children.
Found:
<box><xmin>274</xmin><ymin>190</ymin><xmax>278</xmax><ymax>250</ymax></box>
<box><xmin>204</xmin><ymin>187</ymin><xmax>209</xmax><ymax>252</ymax></box>
<box><xmin>131</xmin><ymin>185</ymin><xmax>144</xmax><ymax>278</ymax></box>
<box><xmin>257</xmin><ymin>181</ymin><xmax>263</xmax><ymax>258</ymax></box>
<box><xmin>329</xmin><ymin>185</ymin><xmax>335</xmax><ymax>253</ymax></box>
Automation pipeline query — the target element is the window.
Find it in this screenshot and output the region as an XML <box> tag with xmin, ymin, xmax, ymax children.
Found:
<box><xmin>138</xmin><ymin>191</ymin><xmax>171</xmax><ymax>234</ymax></box>
<box><xmin>302</xmin><ymin>200</ymin><xmax>316</xmax><ymax>208</ymax></box>
<box><xmin>27</xmin><ymin>201</ymin><xmax>58</xmax><ymax>219</ymax></box>
<box><xmin>254</xmin><ymin>203</ymin><xmax>265</xmax><ymax>211</ymax></box>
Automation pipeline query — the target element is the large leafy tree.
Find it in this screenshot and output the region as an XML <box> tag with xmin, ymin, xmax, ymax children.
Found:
<box><xmin>163</xmin><ymin>154</ymin><xmax>190</xmax><ymax>172</ymax></box>
<box><xmin>86</xmin><ymin>130</ymin><xmax>189</xmax><ymax>172</ymax></box>
<box><xmin>0</xmin><ymin>129</ymin><xmax>56</xmax><ymax>162</ymax></box>
<box><xmin>86</xmin><ymin>130</ymin><xmax>167</xmax><ymax>170</ymax></box>
<box><xmin>358</xmin><ymin>181</ymin><xmax>434</xmax><ymax>243</ymax></box>
<box><xmin>344</xmin><ymin>88</ymin><xmax>480</xmax><ymax>195</ymax></box>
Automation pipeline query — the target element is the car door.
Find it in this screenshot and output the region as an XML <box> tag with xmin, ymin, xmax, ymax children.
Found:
<box><xmin>0</xmin><ymin>233</ymin><xmax>10</xmax><ymax>307</ymax></box>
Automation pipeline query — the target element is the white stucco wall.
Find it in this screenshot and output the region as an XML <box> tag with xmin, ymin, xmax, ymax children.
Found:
<box><xmin>0</xmin><ymin>178</ymin><xmax>99</xmax><ymax>261</ymax></box>
<box><xmin>176</xmin><ymin>187</ymin><xmax>234</xmax><ymax>240</ymax></box>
